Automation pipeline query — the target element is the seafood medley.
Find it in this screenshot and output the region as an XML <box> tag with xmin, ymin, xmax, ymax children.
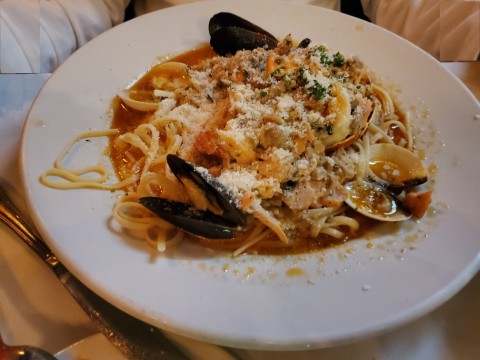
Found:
<box><xmin>42</xmin><ymin>13</ymin><xmax>432</xmax><ymax>256</ymax></box>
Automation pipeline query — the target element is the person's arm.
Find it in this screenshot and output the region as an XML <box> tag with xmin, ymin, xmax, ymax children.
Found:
<box><xmin>0</xmin><ymin>0</ymin><xmax>129</xmax><ymax>73</ymax></box>
<box><xmin>360</xmin><ymin>0</ymin><xmax>479</xmax><ymax>61</ymax></box>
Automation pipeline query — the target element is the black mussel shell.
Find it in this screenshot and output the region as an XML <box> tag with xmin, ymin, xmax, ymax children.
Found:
<box><xmin>209</xmin><ymin>12</ymin><xmax>278</xmax><ymax>55</ymax></box>
<box><xmin>139</xmin><ymin>197</ymin><xmax>239</xmax><ymax>239</ymax></box>
<box><xmin>298</xmin><ymin>38</ymin><xmax>311</xmax><ymax>48</ymax></box>
<box><xmin>209</xmin><ymin>12</ymin><xmax>276</xmax><ymax>39</ymax></box>
<box><xmin>210</xmin><ymin>27</ymin><xmax>278</xmax><ymax>56</ymax></box>
<box><xmin>166</xmin><ymin>154</ymin><xmax>246</xmax><ymax>227</ymax></box>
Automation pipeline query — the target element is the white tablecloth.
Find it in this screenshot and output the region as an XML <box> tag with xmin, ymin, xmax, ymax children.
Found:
<box><xmin>0</xmin><ymin>62</ymin><xmax>479</xmax><ymax>359</ymax></box>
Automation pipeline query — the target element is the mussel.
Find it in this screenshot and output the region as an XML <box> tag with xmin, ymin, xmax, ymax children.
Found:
<box><xmin>345</xmin><ymin>143</ymin><xmax>429</xmax><ymax>221</ymax></box>
<box><xmin>139</xmin><ymin>154</ymin><xmax>246</xmax><ymax>239</ymax></box>
<box><xmin>297</xmin><ymin>38</ymin><xmax>311</xmax><ymax>49</ymax></box>
<box><xmin>209</xmin><ymin>12</ymin><xmax>278</xmax><ymax>56</ymax></box>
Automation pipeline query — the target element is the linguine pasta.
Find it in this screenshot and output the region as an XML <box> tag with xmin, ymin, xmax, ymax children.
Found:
<box><xmin>41</xmin><ymin>35</ymin><xmax>422</xmax><ymax>256</ymax></box>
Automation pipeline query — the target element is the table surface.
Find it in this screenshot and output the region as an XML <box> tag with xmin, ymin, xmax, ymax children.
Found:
<box><xmin>0</xmin><ymin>62</ymin><xmax>479</xmax><ymax>359</ymax></box>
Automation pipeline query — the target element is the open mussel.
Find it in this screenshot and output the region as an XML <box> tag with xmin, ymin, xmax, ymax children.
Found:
<box><xmin>139</xmin><ymin>154</ymin><xmax>246</xmax><ymax>239</ymax></box>
<box><xmin>209</xmin><ymin>12</ymin><xmax>278</xmax><ymax>56</ymax></box>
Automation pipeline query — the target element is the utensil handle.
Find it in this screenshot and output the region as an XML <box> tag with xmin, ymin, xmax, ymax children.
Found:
<box><xmin>0</xmin><ymin>181</ymin><xmax>194</xmax><ymax>359</ymax></box>
<box><xmin>0</xmin><ymin>184</ymin><xmax>59</xmax><ymax>268</ymax></box>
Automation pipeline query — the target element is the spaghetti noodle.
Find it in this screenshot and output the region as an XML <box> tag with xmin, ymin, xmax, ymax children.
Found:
<box><xmin>41</xmin><ymin>35</ymin><xmax>428</xmax><ymax>256</ymax></box>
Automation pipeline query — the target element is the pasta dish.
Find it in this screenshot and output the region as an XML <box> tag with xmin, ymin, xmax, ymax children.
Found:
<box><xmin>41</xmin><ymin>32</ymin><xmax>431</xmax><ymax>257</ymax></box>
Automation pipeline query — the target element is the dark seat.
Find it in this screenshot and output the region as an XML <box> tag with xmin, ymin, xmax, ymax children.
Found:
<box><xmin>341</xmin><ymin>0</ymin><xmax>370</xmax><ymax>21</ymax></box>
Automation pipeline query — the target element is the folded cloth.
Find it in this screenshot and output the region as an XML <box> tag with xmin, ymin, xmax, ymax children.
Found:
<box><xmin>132</xmin><ymin>0</ymin><xmax>339</xmax><ymax>14</ymax></box>
<box><xmin>0</xmin><ymin>0</ymin><xmax>341</xmax><ymax>74</ymax></box>
<box><xmin>361</xmin><ymin>0</ymin><xmax>480</xmax><ymax>61</ymax></box>
<box><xmin>0</xmin><ymin>0</ymin><xmax>128</xmax><ymax>73</ymax></box>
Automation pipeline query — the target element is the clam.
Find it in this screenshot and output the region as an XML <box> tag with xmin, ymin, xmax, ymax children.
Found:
<box><xmin>344</xmin><ymin>143</ymin><xmax>428</xmax><ymax>221</ymax></box>
<box><xmin>139</xmin><ymin>155</ymin><xmax>246</xmax><ymax>239</ymax></box>
<box><xmin>209</xmin><ymin>12</ymin><xmax>278</xmax><ymax>56</ymax></box>
<box><xmin>345</xmin><ymin>180</ymin><xmax>411</xmax><ymax>222</ymax></box>
<box><xmin>368</xmin><ymin>143</ymin><xmax>428</xmax><ymax>188</ymax></box>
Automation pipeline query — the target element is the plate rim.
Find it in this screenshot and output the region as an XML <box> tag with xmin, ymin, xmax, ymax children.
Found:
<box><xmin>20</xmin><ymin>0</ymin><xmax>480</xmax><ymax>350</ymax></box>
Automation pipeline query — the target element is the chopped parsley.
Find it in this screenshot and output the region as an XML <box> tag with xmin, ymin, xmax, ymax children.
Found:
<box><xmin>309</xmin><ymin>80</ymin><xmax>327</xmax><ymax>100</ymax></box>
<box><xmin>297</xmin><ymin>67</ymin><xmax>308</xmax><ymax>86</ymax></box>
<box><xmin>332</xmin><ymin>52</ymin><xmax>345</xmax><ymax>67</ymax></box>
<box><xmin>243</xmin><ymin>69</ymin><xmax>250</xmax><ymax>78</ymax></box>
<box><xmin>325</xmin><ymin>122</ymin><xmax>334</xmax><ymax>135</ymax></box>
<box><xmin>317</xmin><ymin>46</ymin><xmax>332</xmax><ymax>67</ymax></box>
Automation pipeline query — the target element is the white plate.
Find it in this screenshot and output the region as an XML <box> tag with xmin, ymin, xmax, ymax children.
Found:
<box><xmin>21</xmin><ymin>0</ymin><xmax>480</xmax><ymax>351</ymax></box>
<box><xmin>55</xmin><ymin>334</ymin><xmax>124</xmax><ymax>360</ymax></box>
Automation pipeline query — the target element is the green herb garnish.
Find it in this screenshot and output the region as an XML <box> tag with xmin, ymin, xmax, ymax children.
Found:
<box><xmin>325</xmin><ymin>122</ymin><xmax>334</xmax><ymax>135</ymax></box>
<box><xmin>317</xmin><ymin>46</ymin><xmax>332</xmax><ymax>66</ymax></box>
<box><xmin>332</xmin><ymin>52</ymin><xmax>345</xmax><ymax>67</ymax></box>
<box><xmin>297</xmin><ymin>67</ymin><xmax>308</xmax><ymax>86</ymax></box>
<box><xmin>309</xmin><ymin>80</ymin><xmax>327</xmax><ymax>100</ymax></box>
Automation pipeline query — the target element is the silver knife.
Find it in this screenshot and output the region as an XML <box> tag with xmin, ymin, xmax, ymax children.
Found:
<box><xmin>0</xmin><ymin>181</ymin><xmax>188</xmax><ymax>360</ymax></box>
